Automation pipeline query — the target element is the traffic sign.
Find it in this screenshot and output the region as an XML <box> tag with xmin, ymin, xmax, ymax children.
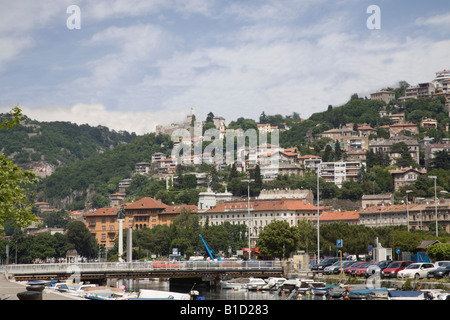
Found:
<box><xmin>337</xmin><ymin>239</ymin><xmax>343</xmax><ymax>248</ymax></box>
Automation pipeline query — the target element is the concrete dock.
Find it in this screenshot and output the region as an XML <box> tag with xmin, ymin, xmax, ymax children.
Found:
<box><xmin>0</xmin><ymin>274</ymin><xmax>82</xmax><ymax>300</ymax></box>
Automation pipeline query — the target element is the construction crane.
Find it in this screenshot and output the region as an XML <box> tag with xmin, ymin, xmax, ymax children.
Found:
<box><xmin>199</xmin><ymin>234</ymin><xmax>223</xmax><ymax>261</ymax></box>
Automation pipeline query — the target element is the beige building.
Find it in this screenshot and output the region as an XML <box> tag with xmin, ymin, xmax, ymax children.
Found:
<box><xmin>359</xmin><ymin>202</ymin><xmax>450</xmax><ymax>233</ymax></box>
<box><xmin>388</xmin><ymin>167</ymin><xmax>427</xmax><ymax>191</ymax></box>
<box><xmin>361</xmin><ymin>193</ymin><xmax>394</xmax><ymax>208</ymax></box>
<box><xmin>370</xmin><ymin>90</ymin><xmax>395</xmax><ymax>104</ymax></box>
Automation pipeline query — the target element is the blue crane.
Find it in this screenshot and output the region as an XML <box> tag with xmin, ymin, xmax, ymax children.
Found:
<box><xmin>199</xmin><ymin>234</ymin><xmax>223</xmax><ymax>261</ymax></box>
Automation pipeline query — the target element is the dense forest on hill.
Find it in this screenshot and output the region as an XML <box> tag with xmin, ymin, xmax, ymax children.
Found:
<box><xmin>36</xmin><ymin>133</ymin><xmax>174</xmax><ymax>209</ymax></box>
<box><xmin>0</xmin><ymin>116</ymin><xmax>136</xmax><ymax>167</ymax></box>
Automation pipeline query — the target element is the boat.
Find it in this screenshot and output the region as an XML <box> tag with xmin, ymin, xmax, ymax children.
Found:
<box><xmin>245</xmin><ymin>278</ymin><xmax>267</xmax><ymax>290</ymax></box>
<box><xmin>128</xmin><ymin>289</ymin><xmax>200</xmax><ymax>300</ymax></box>
<box><xmin>220</xmin><ymin>277</ymin><xmax>250</xmax><ymax>290</ymax></box>
<box><xmin>421</xmin><ymin>289</ymin><xmax>450</xmax><ymax>300</ymax></box>
<box><xmin>261</xmin><ymin>277</ymin><xmax>286</xmax><ymax>291</ymax></box>
<box><xmin>327</xmin><ymin>285</ymin><xmax>348</xmax><ymax>299</ymax></box>
<box><xmin>83</xmin><ymin>286</ymin><xmax>137</xmax><ymax>300</ymax></box>
<box><xmin>279</xmin><ymin>279</ymin><xmax>302</xmax><ymax>293</ymax></box>
<box><xmin>348</xmin><ymin>287</ymin><xmax>388</xmax><ymax>300</ymax></box>
<box><xmin>309</xmin><ymin>282</ymin><xmax>327</xmax><ymax>296</ymax></box>
<box><xmin>388</xmin><ymin>290</ymin><xmax>427</xmax><ymax>300</ymax></box>
<box><xmin>65</xmin><ymin>283</ymin><xmax>99</xmax><ymax>297</ymax></box>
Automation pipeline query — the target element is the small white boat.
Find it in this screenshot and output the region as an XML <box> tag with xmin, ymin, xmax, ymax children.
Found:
<box><xmin>128</xmin><ymin>289</ymin><xmax>199</xmax><ymax>300</ymax></box>
<box><xmin>220</xmin><ymin>277</ymin><xmax>250</xmax><ymax>290</ymax></box>
<box><xmin>261</xmin><ymin>277</ymin><xmax>286</xmax><ymax>291</ymax></box>
<box><xmin>245</xmin><ymin>278</ymin><xmax>267</xmax><ymax>290</ymax></box>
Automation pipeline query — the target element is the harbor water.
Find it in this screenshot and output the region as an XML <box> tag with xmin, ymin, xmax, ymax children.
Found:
<box><xmin>132</xmin><ymin>278</ymin><xmax>327</xmax><ymax>300</ymax></box>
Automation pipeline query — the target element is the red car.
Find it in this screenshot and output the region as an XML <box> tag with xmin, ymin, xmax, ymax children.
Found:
<box><xmin>343</xmin><ymin>262</ymin><xmax>365</xmax><ymax>276</ymax></box>
<box><xmin>381</xmin><ymin>261</ymin><xmax>413</xmax><ymax>278</ymax></box>
<box><xmin>353</xmin><ymin>262</ymin><xmax>375</xmax><ymax>277</ymax></box>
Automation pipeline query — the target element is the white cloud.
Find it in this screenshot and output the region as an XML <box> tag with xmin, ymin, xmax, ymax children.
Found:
<box><xmin>415</xmin><ymin>12</ymin><xmax>450</xmax><ymax>28</ymax></box>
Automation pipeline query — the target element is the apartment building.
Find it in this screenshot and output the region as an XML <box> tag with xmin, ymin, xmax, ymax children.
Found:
<box><xmin>85</xmin><ymin>206</ymin><xmax>121</xmax><ymax>248</ymax></box>
<box><xmin>389</xmin><ymin>123</ymin><xmax>419</xmax><ymax>137</ymax></box>
<box><xmin>424</xmin><ymin>142</ymin><xmax>450</xmax><ymax>167</ymax></box>
<box><xmin>319</xmin><ymin>161</ymin><xmax>363</xmax><ymax>188</ymax></box>
<box><xmin>369</xmin><ymin>136</ymin><xmax>420</xmax><ymax>165</ymax></box>
<box><xmin>86</xmin><ymin>197</ymin><xmax>198</xmax><ymax>248</ymax></box>
<box><xmin>359</xmin><ymin>202</ymin><xmax>450</xmax><ymax>233</ymax></box>
<box><xmin>370</xmin><ymin>90</ymin><xmax>395</xmax><ymax>104</ymax></box>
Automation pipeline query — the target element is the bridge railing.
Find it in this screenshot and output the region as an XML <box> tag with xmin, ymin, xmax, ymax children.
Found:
<box><xmin>1</xmin><ymin>260</ymin><xmax>282</xmax><ymax>275</ymax></box>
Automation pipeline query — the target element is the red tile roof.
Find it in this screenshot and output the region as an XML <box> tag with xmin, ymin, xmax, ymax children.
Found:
<box><xmin>320</xmin><ymin>210</ymin><xmax>360</xmax><ymax>221</ymax></box>
<box><xmin>86</xmin><ymin>206</ymin><xmax>121</xmax><ymax>217</ymax></box>
<box><xmin>125</xmin><ymin>197</ymin><xmax>168</xmax><ymax>210</ymax></box>
<box><xmin>164</xmin><ymin>205</ymin><xmax>198</xmax><ymax>214</ymax></box>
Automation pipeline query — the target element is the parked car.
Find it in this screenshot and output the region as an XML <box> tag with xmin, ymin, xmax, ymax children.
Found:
<box><xmin>353</xmin><ymin>262</ymin><xmax>375</xmax><ymax>277</ymax></box>
<box><xmin>381</xmin><ymin>261</ymin><xmax>413</xmax><ymax>278</ymax></box>
<box><xmin>434</xmin><ymin>261</ymin><xmax>450</xmax><ymax>268</ymax></box>
<box><xmin>323</xmin><ymin>261</ymin><xmax>340</xmax><ymax>275</ymax></box>
<box><xmin>364</xmin><ymin>260</ymin><xmax>391</xmax><ymax>278</ymax></box>
<box><xmin>311</xmin><ymin>257</ymin><xmax>339</xmax><ymax>272</ymax></box>
<box><xmin>397</xmin><ymin>262</ymin><xmax>437</xmax><ymax>280</ymax></box>
<box><xmin>343</xmin><ymin>261</ymin><xmax>365</xmax><ymax>276</ymax></box>
<box><xmin>427</xmin><ymin>264</ymin><xmax>450</xmax><ymax>279</ymax></box>
<box><xmin>324</xmin><ymin>260</ymin><xmax>355</xmax><ymax>275</ymax></box>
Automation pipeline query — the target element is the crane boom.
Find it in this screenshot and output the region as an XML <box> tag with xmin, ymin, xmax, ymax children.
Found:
<box><xmin>199</xmin><ymin>234</ymin><xmax>217</xmax><ymax>261</ymax></box>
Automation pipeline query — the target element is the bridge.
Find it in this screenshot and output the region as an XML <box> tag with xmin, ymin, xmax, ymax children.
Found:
<box><xmin>1</xmin><ymin>260</ymin><xmax>284</xmax><ymax>285</ymax></box>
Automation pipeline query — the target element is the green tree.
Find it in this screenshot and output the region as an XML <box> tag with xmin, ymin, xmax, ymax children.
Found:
<box><xmin>65</xmin><ymin>220</ymin><xmax>98</xmax><ymax>259</ymax></box>
<box><xmin>257</xmin><ymin>220</ymin><xmax>298</xmax><ymax>259</ymax></box>
<box><xmin>427</xmin><ymin>243</ymin><xmax>450</xmax><ymax>261</ymax></box>
<box><xmin>0</xmin><ymin>107</ymin><xmax>39</xmax><ymax>230</ymax></box>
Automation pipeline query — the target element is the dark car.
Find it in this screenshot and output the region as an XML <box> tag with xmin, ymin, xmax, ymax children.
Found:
<box><xmin>381</xmin><ymin>261</ymin><xmax>413</xmax><ymax>278</ymax></box>
<box><xmin>311</xmin><ymin>257</ymin><xmax>340</xmax><ymax>272</ymax></box>
<box><xmin>427</xmin><ymin>264</ymin><xmax>450</xmax><ymax>279</ymax></box>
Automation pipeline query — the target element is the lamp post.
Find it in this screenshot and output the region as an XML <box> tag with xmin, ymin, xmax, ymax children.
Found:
<box><xmin>405</xmin><ymin>190</ymin><xmax>413</xmax><ymax>232</ymax></box>
<box><xmin>316</xmin><ymin>161</ymin><xmax>321</xmax><ymax>264</ymax></box>
<box><xmin>242</xmin><ymin>179</ymin><xmax>254</xmax><ymax>260</ymax></box>
<box><xmin>428</xmin><ymin>176</ymin><xmax>438</xmax><ymax>237</ymax></box>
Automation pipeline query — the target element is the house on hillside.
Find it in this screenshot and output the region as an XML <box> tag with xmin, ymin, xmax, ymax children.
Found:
<box><xmin>388</xmin><ymin>167</ymin><xmax>427</xmax><ymax>191</ymax></box>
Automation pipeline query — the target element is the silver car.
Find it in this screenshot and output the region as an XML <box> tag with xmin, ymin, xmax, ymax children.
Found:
<box><xmin>324</xmin><ymin>260</ymin><xmax>356</xmax><ymax>275</ymax></box>
<box><xmin>364</xmin><ymin>260</ymin><xmax>391</xmax><ymax>278</ymax></box>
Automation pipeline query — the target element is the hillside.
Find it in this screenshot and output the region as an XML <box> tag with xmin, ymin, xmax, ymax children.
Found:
<box><xmin>36</xmin><ymin>132</ymin><xmax>174</xmax><ymax>209</ymax></box>
<box><xmin>0</xmin><ymin>116</ymin><xmax>136</xmax><ymax>175</ymax></box>
<box><xmin>15</xmin><ymin>91</ymin><xmax>450</xmax><ymax>210</ymax></box>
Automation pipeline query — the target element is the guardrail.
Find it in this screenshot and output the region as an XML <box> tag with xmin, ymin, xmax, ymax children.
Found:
<box><xmin>1</xmin><ymin>260</ymin><xmax>282</xmax><ymax>276</ymax></box>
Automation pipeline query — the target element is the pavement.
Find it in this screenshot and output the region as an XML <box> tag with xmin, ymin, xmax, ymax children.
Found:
<box><xmin>0</xmin><ymin>273</ymin><xmax>82</xmax><ymax>300</ymax></box>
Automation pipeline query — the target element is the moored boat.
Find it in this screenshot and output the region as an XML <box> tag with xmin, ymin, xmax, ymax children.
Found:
<box><xmin>245</xmin><ymin>278</ymin><xmax>267</xmax><ymax>290</ymax></box>
<box><xmin>310</xmin><ymin>282</ymin><xmax>327</xmax><ymax>296</ymax></box>
<box><xmin>220</xmin><ymin>277</ymin><xmax>250</xmax><ymax>290</ymax></box>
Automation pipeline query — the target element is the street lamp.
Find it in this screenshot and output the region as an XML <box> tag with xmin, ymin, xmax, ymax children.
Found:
<box><xmin>316</xmin><ymin>161</ymin><xmax>321</xmax><ymax>264</ymax></box>
<box><xmin>405</xmin><ymin>190</ymin><xmax>413</xmax><ymax>232</ymax></box>
<box><xmin>242</xmin><ymin>179</ymin><xmax>254</xmax><ymax>260</ymax></box>
<box><xmin>428</xmin><ymin>176</ymin><xmax>438</xmax><ymax>237</ymax></box>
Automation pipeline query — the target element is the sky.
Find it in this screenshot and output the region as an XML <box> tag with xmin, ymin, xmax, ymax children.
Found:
<box><xmin>1</xmin><ymin>0</ymin><xmax>450</xmax><ymax>135</ymax></box>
